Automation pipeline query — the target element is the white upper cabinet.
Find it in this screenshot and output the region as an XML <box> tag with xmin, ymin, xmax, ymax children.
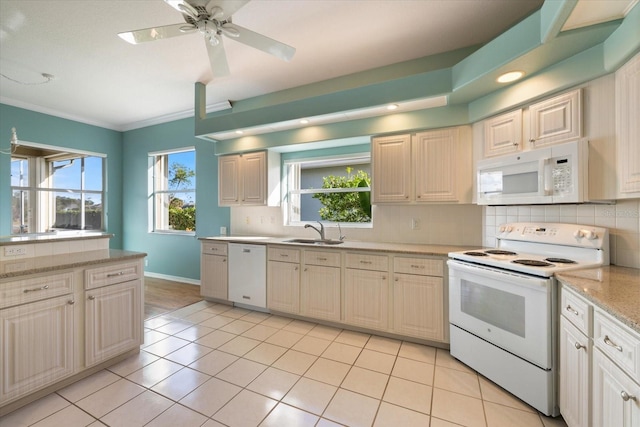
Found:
<box><xmin>616</xmin><ymin>52</ymin><xmax>640</xmax><ymax>197</ymax></box>
<box><xmin>371</xmin><ymin>134</ymin><xmax>412</xmax><ymax>203</ymax></box>
<box><xmin>218</xmin><ymin>150</ymin><xmax>280</xmax><ymax>206</ymax></box>
<box><xmin>483</xmin><ymin>109</ymin><xmax>523</xmax><ymax>157</ymax></box>
<box><xmin>528</xmin><ymin>89</ymin><xmax>582</xmax><ymax>148</ymax></box>
<box><xmin>372</xmin><ymin>126</ymin><xmax>472</xmax><ymax>204</ymax></box>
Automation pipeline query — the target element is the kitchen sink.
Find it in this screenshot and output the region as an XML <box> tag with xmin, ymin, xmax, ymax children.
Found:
<box><xmin>284</xmin><ymin>238</ymin><xmax>344</xmax><ymax>245</ymax></box>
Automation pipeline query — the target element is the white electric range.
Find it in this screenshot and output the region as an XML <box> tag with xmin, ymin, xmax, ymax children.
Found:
<box><xmin>447</xmin><ymin>222</ymin><xmax>609</xmax><ymax>416</ymax></box>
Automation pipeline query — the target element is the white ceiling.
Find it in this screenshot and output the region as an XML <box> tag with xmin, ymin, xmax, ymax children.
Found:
<box><xmin>0</xmin><ymin>0</ymin><xmax>548</xmax><ymax>131</ymax></box>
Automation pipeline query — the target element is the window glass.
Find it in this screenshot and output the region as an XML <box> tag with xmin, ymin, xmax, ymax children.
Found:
<box><xmin>285</xmin><ymin>154</ymin><xmax>371</xmax><ymax>226</ymax></box>
<box><xmin>150</xmin><ymin>149</ymin><xmax>196</xmax><ymax>233</ymax></box>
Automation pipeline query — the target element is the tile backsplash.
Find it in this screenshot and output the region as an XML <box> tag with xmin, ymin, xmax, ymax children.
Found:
<box><xmin>483</xmin><ymin>199</ymin><xmax>640</xmax><ymax>268</ymax></box>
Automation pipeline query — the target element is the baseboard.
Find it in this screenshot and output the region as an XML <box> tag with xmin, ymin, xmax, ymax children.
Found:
<box><xmin>144</xmin><ymin>271</ymin><xmax>201</xmax><ymax>286</ymax></box>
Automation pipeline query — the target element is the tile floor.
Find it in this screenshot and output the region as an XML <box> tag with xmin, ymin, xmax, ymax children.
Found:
<box><xmin>0</xmin><ymin>300</ymin><xmax>568</xmax><ymax>427</ymax></box>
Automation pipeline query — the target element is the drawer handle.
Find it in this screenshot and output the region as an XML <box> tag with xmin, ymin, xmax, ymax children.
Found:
<box><xmin>280</xmin><ymin>254</ymin><xmax>289</xmax><ymax>258</ymax></box>
<box><xmin>410</xmin><ymin>264</ymin><xmax>425</xmax><ymax>269</ymax></box>
<box><xmin>107</xmin><ymin>271</ymin><xmax>125</xmax><ymax>278</ymax></box>
<box><xmin>565</xmin><ymin>305</ymin><xmax>579</xmax><ymax>316</ymax></box>
<box><xmin>621</xmin><ymin>391</ymin><xmax>637</xmax><ymax>402</ymax></box>
<box><xmin>574</xmin><ymin>342</ymin><xmax>586</xmax><ymax>350</ymax></box>
<box><xmin>243</xmin><ymin>249</ymin><xmax>251</xmax><ymax>253</ymax></box>
<box><xmin>318</xmin><ymin>257</ymin><xmax>328</xmax><ymax>261</ymax></box>
<box><xmin>359</xmin><ymin>260</ymin><xmax>372</xmax><ymax>264</ymax></box>
<box><xmin>604</xmin><ymin>335</ymin><xmax>623</xmax><ymax>352</ymax></box>
<box><xmin>88</xmin><ymin>295</ymin><xmax>95</xmax><ymax>300</ymax></box>
<box><xmin>23</xmin><ymin>285</ymin><xmax>49</xmax><ymax>293</ymax></box>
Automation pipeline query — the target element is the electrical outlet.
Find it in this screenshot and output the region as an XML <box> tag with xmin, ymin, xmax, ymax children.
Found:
<box><xmin>411</xmin><ymin>218</ymin><xmax>420</xmax><ymax>230</ymax></box>
<box><xmin>144</xmin><ymin>259</ymin><xmax>148</xmax><ymax>267</ymax></box>
<box><xmin>4</xmin><ymin>246</ymin><xmax>27</xmax><ymax>256</ymax></box>
<box><xmin>245</xmin><ymin>216</ymin><xmax>250</xmax><ymax>224</ymax></box>
<box><xmin>220</xmin><ymin>226</ymin><xmax>227</xmax><ymax>236</ymax></box>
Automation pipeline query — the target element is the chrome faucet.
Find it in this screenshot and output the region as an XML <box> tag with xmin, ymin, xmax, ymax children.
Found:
<box><xmin>304</xmin><ymin>221</ymin><xmax>325</xmax><ymax>240</ymax></box>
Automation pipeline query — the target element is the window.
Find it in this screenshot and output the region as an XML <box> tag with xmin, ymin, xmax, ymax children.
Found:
<box><xmin>284</xmin><ymin>153</ymin><xmax>371</xmax><ymax>226</ymax></box>
<box><xmin>149</xmin><ymin>148</ymin><xmax>196</xmax><ymax>233</ymax></box>
<box><xmin>10</xmin><ymin>145</ymin><xmax>105</xmax><ymax>234</ymax></box>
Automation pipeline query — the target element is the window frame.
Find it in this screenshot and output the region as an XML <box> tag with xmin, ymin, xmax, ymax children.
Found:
<box><xmin>148</xmin><ymin>147</ymin><xmax>196</xmax><ymax>235</ymax></box>
<box><xmin>283</xmin><ymin>152</ymin><xmax>372</xmax><ymax>228</ymax></box>
<box><xmin>10</xmin><ymin>142</ymin><xmax>106</xmax><ymax>235</ymax></box>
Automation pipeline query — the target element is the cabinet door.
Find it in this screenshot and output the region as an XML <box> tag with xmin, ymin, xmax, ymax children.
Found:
<box><xmin>592</xmin><ymin>349</ymin><xmax>640</xmax><ymax>427</ymax></box>
<box><xmin>201</xmin><ymin>254</ymin><xmax>228</xmax><ymax>300</ymax></box>
<box><xmin>344</xmin><ymin>269</ymin><xmax>388</xmax><ymax>331</ymax></box>
<box><xmin>616</xmin><ymin>52</ymin><xmax>640</xmax><ymax>195</ymax></box>
<box><xmin>393</xmin><ymin>273</ymin><xmax>443</xmax><ymax>340</ymax></box>
<box><xmin>85</xmin><ymin>280</ymin><xmax>142</xmax><ymax>367</ymax></box>
<box><xmin>300</xmin><ymin>265</ymin><xmax>340</xmax><ymax>322</ymax></box>
<box><xmin>218</xmin><ymin>155</ymin><xmax>240</xmax><ymax>205</ymax></box>
<box><xmin>559</xmin><ymin>316</ymin><xmax>590</xmax><ymax>427</ymax></box>
<box><xmin>267</xmin><ymin>261</ymin><xmax>300</xmax><ymax>314</ymax></box>
<box><xmin>241</xmin><ymin>152</ymin><xmax>266</xmax><ymax>205</ymax></box>
<box><xmin>528</xmin><ymin>89</ymin><xmax>582</xmax><ymax>148</ymax></box>
<box><xmin>483</xmin><ymin>109</ymin><xmax>523</xmax><ymax>157</ymax></box>
<box><xmin>371</xmin><ymin>134</ymin><xmax>412</xmax><ymax>203</ymax></box>
<box><xmin>0</xmin><ymin>295</ymin><xmax>74</xmax><ymax>402</ymax></box>
<box><xmin>414</xmin><ymin>128</ymin><xmax>460</xmax><ymax>202</ymax></box>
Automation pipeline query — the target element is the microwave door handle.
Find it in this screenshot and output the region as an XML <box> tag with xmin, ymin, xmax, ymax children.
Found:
<box><xmin>540</xmin><ymin>158</ymin><xmax>552</xmax><ymax>196</ymax></box>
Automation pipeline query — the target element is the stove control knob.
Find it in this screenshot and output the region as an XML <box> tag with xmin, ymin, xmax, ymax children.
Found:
<box><xmin>574</xmin><ymin>229</ymin><xmax>598</xmax><ymax>240</ymax></box>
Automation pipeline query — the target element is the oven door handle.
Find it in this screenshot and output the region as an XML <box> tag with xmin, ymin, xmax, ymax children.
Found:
<box><xmin>447</xmin><ymin>260</ymin><xmax>550</xmax><ymax>289</ymax></box>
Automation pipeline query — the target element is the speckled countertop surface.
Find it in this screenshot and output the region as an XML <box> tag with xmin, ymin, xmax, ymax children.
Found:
<box><xmin>200</xmin><ymin>236</ymin><xmax>480</xmax><ymax>257</ymax></box>
<box><xmin>0</xmin><ymin>232</ymin><xmax>113</xmax><ymax>245</ymax></box>
<box><xmin>557</xmin><ymin>266</ymin><xmax>640</xmax><ymax>335</ymax></box>
<box><xmin>0</xmin><ymin>249</ymin><xmax>147</xmax><ymax>279</ymax></box>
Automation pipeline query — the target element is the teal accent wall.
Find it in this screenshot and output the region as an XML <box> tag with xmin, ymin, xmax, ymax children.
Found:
<box><xmin>122</xmin><ymin>118</ymin><xmax>229</xmax><ymax>281</ymax></box>
<box><xmin>0</xmin><ymin>104</ymin><xmax>124</xmax><ymax>248</ymax></box>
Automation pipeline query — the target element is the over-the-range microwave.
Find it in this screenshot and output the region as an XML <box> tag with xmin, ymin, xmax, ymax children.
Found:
<box><xmin>477</xmin><ymin>139</ymin><xmax>588</xmax><ymax>205</ymax></box>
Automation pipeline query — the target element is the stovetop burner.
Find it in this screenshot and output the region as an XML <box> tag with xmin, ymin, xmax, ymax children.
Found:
<box><xmin>545</xmin><ymin>258</ymin><xmax>577</xmax><ymax>264</ymax></box>
<box><xmin>512</xmin><ymin>259</ymin><xmax>554</xmax><ymax>267</ymax></box>
<box><xmin>485</xmin><ymin>250</ymin><xmax>517</xmax><ymax>256</ymax></box>
<box><xmin>464</xmin><ymin>251</ymin><xmax>489</xmax><ymax>256</ymax></box>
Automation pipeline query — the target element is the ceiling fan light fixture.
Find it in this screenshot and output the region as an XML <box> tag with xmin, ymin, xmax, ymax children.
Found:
<box><xmin>177</xmin><ymin>2</ymin><xmax>199</xmax><ymax>19</ymax></box>
<box><xmin>497</xmin><ymin>71</ymin><xmax>525</xmax><ymax>83</ymax></box>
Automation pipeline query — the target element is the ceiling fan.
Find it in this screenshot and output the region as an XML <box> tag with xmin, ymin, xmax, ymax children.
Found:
<box><xmin>118</xmin><ymin>0</ymin><xmax>296</xmax><ymax>77</ymax></box>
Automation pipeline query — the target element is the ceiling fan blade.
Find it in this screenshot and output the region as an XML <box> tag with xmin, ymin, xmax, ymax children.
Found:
<box><xmin>118</xmin><ymin>23</ymin><xmax>194</xmax><ymax>44</ymax></box>
<box><xmin>230</xmin><ymin>24</ymin><xmax>296</xmax><ymax>62</ymax></box>
<box><xmin>210</xmin><ymin>0</ymin><xmax>251</xmax><ymax>18</ymax></box>
<box><xmin>206</xmin><ymin>38</ymin><xmax>231</xmax><ymax>77</ymax></box>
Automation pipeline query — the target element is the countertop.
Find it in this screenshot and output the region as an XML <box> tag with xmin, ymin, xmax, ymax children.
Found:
<box><xmin>557</xmin><ymin>266</ymin><xmax>640</xmax><ymax>335</ymax></box>
<box><xmin>0</xmin><ymin>232</ymin><xmax>113</xmax><ymax>245</ymax></box>
<box><xmin>200</xmin><ymin>236</ymin><xmax>480</xmax><ymax>257</ymax></box>
<box><xmin>0</xmin><ymin>249</ymin><xmax>147</xmax><ymax>279</ymax></box>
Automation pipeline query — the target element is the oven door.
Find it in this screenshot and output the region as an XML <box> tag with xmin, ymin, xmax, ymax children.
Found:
<box><xmin>448</xmin><ymin>260</ymin><xmax>553</xmax><ymax>369</ymax></box>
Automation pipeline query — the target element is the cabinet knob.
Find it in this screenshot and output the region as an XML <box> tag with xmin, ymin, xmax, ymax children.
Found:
<box><xmin>621</xmin><ymin>391</ymin><xmax>637</xmax><ymax>402</ymax></box>
<box><xmin>88</xmin><ymin>295</ymin><xmax>95</xmax><ymax>300</ymax></box>
<box><xmin>67</xmin><ymin>300</ymin><xmax>75</xmax><ymax>305</ymax></box>
<box><xmin>513</xmin><ymin>141</ymin><xmax>519</xmax><ymax>146</ymax></box>
<box><xmin>574</xmin><ymin>342</ymin><xmax>585</xmax><ymax>350</ymax></box>
<box><xmin>529</xmin><ymin>138</ymin><xmax>535</xmax><ymax>143</ymax></box>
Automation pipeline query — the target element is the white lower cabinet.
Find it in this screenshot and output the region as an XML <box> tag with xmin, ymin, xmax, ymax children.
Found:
<box><xmin>267</xmin><ymin>247</ymin><xmax>301</xmax><ymax>314</ymax></box>
<box><xmin>0</xmin><ymin>295</ymin><xmax>75</xmax><ymax>403</ymax></box>
<box><xmin>200</xmin><ymin>242</ymin><xmax>228</xmax><ymax>300</ymax></box>
<box><xmin>344</xmin><ymin>268</ymin><xmax>388</xmax><ymax>331</ymax></box>
<box><xmin>593</xmin><ymin>348</ymin><xmax>640</xmax><ymax>427</ymax></box>
<box><xmin>300</xmin><ymin>250</ymin><xmax>341</xmax><ymax>322</ymax></box>
<box><xmin>393</xmin><ymin>273</ymin><xmax>443</xmax><ymax>341</ymax></box>
<box><xmin>559</xmin><ymin>283</ymin><xmax>640</xmax><ymax>427</ymax></box>
<box><xmin>84</xmin><ymin>279</ymin><xmax>142</xmax><ymax>367</ymax></box>
<box><xmin>559</xmin><ymin>315</ymin><xmax>591</xmax><ymax>427</ymax></box>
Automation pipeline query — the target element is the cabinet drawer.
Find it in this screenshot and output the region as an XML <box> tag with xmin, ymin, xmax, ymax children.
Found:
<box><xmin>345</xmin><ymin>253</ymin><xmax>389</xmax><ymax>272</ymax></box>
<box><xmin>202</xmin><ymin>242</ymin><xmax>228</xmax><ymax>256</ymax></box>
<box><xmin>393</xmin><ymin>257</ymin><xmax>443</xmax><ymax>276</ymax></box>
<box><xmin>85</xmin><ymin>262</ymin><xmax>142</xmax><ymax>289</ymax></box>
<box><xmin>560</xmin><ymin>285</ymin><xmax>591</xmax><ymax>336</ymax></box>
<box><xmin>0</xmin><ymin>271</ymin><xmax>74</xmax><ymax>309</ymax></box>
<box><xmin>269</xmin><ymin>247</ymin><xmax>300</xmax><ymax>263</ymax></box>
<box><xmin>304</xmin><ymin>250</ymin><xmax>341</xmax><ymax>267</ymax></box>
<box><xmin>594</xmin><ymin>309</ymin><xmax>640</xmax><ymax>380</ymax></box>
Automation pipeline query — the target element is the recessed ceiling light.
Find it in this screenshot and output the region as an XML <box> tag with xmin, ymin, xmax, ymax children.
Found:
<box><xmin>235</xmin><ymin>130</ymin><xmax>243</xmax><ymax>135</ymax></box>
<box><xmin>497</xmin><ymin>71</ymin><xmax>525</xmax><ymax>83</ymax></box>
<box><xmin>387</xmin><ymin>104</ymin><xmax>399</xmax><ymax>111</ymax></box>
<box><xmin>300</xmin><ymin>119</ymin><xmax>309</xmax><ymax>124</ymax></box>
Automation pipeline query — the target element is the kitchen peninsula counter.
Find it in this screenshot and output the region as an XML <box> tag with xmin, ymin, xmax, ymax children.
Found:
<box><xmin>0</xmin><ymin>249</ymin><xmax>146</xmax><ymax>279</ymax></box>
<box><xmin>200</xmin><ymin>236</ymin><xmax>480</xmax><ymax>257</ymax></box>
<box><xmin>557</xmin><ymin>266</ymin><xmax>640</xmax><ymax>335</ymax></box>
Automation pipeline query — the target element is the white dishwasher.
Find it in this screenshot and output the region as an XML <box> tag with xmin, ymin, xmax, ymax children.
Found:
<box><xmin>228</xmin><ymin>243</ymin><xmax>267</xmax><ymax>309</ymax></box>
